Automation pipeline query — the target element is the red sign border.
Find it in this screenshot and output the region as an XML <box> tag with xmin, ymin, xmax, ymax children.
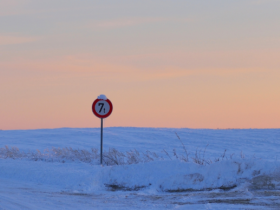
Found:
<box><xmin>92</xmin><ymin>99</ymin><xmax>113</xmax><ymax>118</ymax></box>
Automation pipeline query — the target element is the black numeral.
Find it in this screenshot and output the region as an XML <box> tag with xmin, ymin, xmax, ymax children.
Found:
<box><xmin>98</xmin><ymin>103</ymin><xmax>104</xmax><ymax>113</ymax></box>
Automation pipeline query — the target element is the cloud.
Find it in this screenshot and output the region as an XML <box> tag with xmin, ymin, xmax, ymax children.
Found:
<box><xmin>90</xmin><ymin>17</ymin><xmax>192</xmax><ymax>29</ymax></box>
<box><xmin>0</xmin><ymin>54</ymin><xmax>271</xmax><ymax>87</ymax></box>
<box><xmin>0</xmin><ymin>35</ymin><xmax>39</xmax><ymax>46</ymax></box>
<box><xmin>251</xmin><ymin>0</ymin><xmax>280</xmax><ymax>4</ymax></box>
<box><xmin>0</xmin><ymin>0</ymin><xmax>32</xmax><ymax>17</ymax></box>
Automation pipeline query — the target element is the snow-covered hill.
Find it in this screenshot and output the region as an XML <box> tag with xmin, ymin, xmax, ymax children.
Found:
<box><xmin>0</xmin><ymin>128</ymin><xmax>280</xmax><ymax>209</ymax></box>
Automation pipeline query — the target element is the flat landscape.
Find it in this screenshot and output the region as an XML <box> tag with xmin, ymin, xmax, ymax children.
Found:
<box><xmin>1</xmin><ymin>1</ymin><xmax>280</xmax><ymax>209</ymax></box>
<box><xmin>1</xmin><ymin>128</ymin><xmax>280</xmax><ymax>209</ymax></box>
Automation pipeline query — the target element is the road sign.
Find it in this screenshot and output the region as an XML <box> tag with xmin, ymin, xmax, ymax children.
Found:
<box><xmin>92</xmin><ymin>95</ymin><xmax>113</xmax><ymax>165</ymax></box>
<box><xmin>92</xmin><ymin>98</ymin><xmax>113</xmax><ymax>118</ymax></box>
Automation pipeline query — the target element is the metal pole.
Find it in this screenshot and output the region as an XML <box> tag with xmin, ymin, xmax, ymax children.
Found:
<box><xmin>100</xmin><ymin>118</ymin><xmax>103</xmax><ymax>165</ymax></box>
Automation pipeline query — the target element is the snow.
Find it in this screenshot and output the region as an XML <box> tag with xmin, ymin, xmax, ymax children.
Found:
<box><xmin>97</xmin><ymin>94</ymin><xmax>107</xmax><ymax>100</ymax></box>
<box><xmin>0</xmin><ymin>128</ymin><xmax>280</xmax><ymax>209</ymax></box>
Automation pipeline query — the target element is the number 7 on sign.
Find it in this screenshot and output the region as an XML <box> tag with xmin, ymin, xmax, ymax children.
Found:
<box><xmin>98</xmin><ymin>103</ymin><xmax>104</xmax><ymax>113</ymax></box>
<box><xmin>93</xmin><ymin>99</ymin><xmax>112</xmax><ymax>117</ymax></box>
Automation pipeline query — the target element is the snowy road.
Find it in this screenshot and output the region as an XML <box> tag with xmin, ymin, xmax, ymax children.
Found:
<box><xmin>1</xmin><ymin>178</ymin><xmax>279</xmax><ymax>210</ymax></box>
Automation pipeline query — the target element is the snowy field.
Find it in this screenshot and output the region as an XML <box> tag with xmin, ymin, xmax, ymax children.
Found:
<box><xmin>1</xmin><ymin>127</ymin><xmax>280</xmax><ymax>209</ymax></box>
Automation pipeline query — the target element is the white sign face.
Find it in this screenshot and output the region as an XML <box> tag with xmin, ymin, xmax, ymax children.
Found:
<box><xmin>94</xmin><ymin>100</ymin><xmax>111</xmax><ymax>116</ymax></box>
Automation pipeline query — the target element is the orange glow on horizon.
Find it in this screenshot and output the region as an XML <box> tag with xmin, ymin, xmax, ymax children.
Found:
<box><xmin>1</xmin><ymin>1</ymin><xmax>280</xmax><ymax>130</ymax></box>
<box><xmin>1</xmin><ymin>55</ymin><xmax>280</xmax><ymax>130</ymax></box>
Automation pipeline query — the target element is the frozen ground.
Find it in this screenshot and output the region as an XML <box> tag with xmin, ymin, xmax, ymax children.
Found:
<box><xmin>0</xmin><ymin>127</ymin><xmax>280</xmax><ymax>209</ymax></box>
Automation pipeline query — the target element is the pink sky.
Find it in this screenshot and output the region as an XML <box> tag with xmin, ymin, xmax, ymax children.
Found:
<box><xmin>1</xmin><ymin>0</ymin><xmax>280</xmax><ymax>130</ymax></box>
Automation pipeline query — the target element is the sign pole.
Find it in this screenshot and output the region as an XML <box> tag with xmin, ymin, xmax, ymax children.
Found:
<box><xmin>92</xmin><ymin>95</ymin><xmax>113</xmax><ymax>166</ymax></box>
<box><xmin>100</xmin><ymin>118</ymin><xmax>103</xmax><ymax>165</ymax></box>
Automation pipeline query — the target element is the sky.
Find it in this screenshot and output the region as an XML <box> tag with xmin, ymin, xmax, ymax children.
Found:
<box><xmin>1</xmin><ymin>0</ymin><xmax>280</xmax><ymax>130</ymax></box>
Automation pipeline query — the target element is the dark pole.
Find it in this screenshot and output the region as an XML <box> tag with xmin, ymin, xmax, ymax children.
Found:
<box><xmin>100</xmin><ymin>118</ymin><xmax>103</xmax><ymax>165</ymax></box>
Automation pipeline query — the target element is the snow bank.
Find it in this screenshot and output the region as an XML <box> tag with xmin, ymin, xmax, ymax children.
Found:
<box><xmin>0</xmin><ymin>159</ymin><xmax>100</xmax><ymax>192</ymax></box>
<box><xmin>100</xmin><ymin>159</ymin><xmax>280</xmax><ymax>192</ymax></box>
<box><xmin>1</xmin><ymin>158</ymin><xmax>279</xmax><ymax>194</ymax></box>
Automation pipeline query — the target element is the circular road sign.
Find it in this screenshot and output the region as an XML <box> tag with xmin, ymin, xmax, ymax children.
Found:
<box><xmin>92</xmin><ymin>98</ymin><xmax>113</xmax><ymax>118</ymax></box>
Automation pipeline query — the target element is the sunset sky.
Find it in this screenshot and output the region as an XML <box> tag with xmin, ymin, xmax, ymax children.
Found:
<box><xmin>1</xmin><ymin>0</ymin><xmax>280</xmax><ymax>130</ymax></box>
